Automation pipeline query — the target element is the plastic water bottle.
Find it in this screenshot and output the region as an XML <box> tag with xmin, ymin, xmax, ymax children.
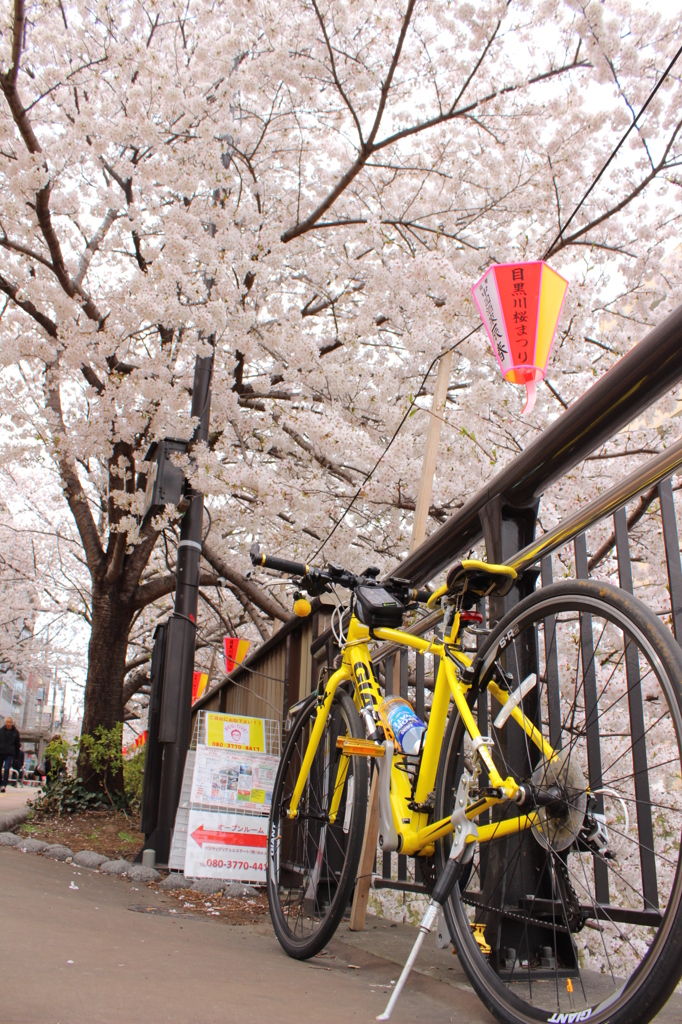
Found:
<box><xmin>380</xmin><ymin>696</ymin><xmax>426</xmax><ymax>755</ymax></box>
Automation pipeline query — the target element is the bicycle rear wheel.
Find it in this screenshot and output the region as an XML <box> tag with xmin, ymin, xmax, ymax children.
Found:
<box><xmin>267</xmin><ymin>687</ymin><xmax>367</xmax><ymax>959</ymax></box>
<box><xmin>434</xmin><ymin>580</ymin><xmax>682</xmax><ymax>1024</ymax></box>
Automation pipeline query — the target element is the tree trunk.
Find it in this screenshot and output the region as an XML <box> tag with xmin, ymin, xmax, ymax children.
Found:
<box><xmin>78</xmin><ymin>579</ymin><xmax>134</xmax><ymax>795</ymax></box>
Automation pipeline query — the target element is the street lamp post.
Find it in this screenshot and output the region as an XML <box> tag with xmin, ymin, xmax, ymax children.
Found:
<box><xmin>139</xmin><ymin>352</ymin><xmax>213</xmax><ymax>866</ymax></box>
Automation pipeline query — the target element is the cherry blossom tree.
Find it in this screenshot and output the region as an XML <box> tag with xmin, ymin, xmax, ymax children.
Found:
<box><xmin>1</xmin><ymin>0</ymin><xmax>682</xmax><ymax>779</ymax></box>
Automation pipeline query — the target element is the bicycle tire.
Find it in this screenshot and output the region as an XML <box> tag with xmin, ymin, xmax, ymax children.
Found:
<box><xmin>267</xmin><ymin>687</ymin><xmax>367</xmax><ymax>959</ymax></box>
<box><xmin>434</xmin><ymin>579</ymin><xmax>682</xmax><ymax>1024</ymax></box>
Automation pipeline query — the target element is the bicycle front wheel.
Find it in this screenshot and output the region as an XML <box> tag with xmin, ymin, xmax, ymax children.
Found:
<box><xmin>267</xmin><ymin>687</ymin><xmax>367</xmax><ymax>959</ymax></box>
<box><xmin>434</xmin><ymin>579</ymin><xmax>682</xmax><ymax>1024</ymax></box>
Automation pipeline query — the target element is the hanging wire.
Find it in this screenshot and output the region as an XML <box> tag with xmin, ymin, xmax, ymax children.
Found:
<box><xmin>543</xmin><ymin>42</ymin><xmax>682</xmax><ymax>259</ymax></box>
<box><xmin>202</xmin><ymin>505</ymin><xmax>212</xmax><ymax>544</ymax></box>
<box><xmin>307</xmin><ymin>325</ymin><xmax>482</xmax><ymax>562</ymax></box>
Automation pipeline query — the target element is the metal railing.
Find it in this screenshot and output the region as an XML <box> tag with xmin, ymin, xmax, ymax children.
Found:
<box><xmin>343</xmin><ymin>302</ymin><xmax>682</xmax><ymax>911</ymax></box>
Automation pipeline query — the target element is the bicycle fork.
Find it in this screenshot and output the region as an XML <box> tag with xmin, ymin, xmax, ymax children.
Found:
<box><xmin>376</xmin><ymin>770</ymin><xmax>478</xmax><ymax>1021</ymax></box>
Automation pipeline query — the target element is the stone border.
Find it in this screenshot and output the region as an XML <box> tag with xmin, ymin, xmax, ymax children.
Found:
<box><xmin>0</xmin><ymin>806</ymin><xmax>31</xmax><ymax>834</ymax></box>
<box><xmin>0</xmin><ymin>828</ymin><xmax>258</xmax><ymax>895</ymax></box>
<box><xmin>0</xmin><ymin>828</ymin><xmax>161</xmax><ymax>882</ymax></box>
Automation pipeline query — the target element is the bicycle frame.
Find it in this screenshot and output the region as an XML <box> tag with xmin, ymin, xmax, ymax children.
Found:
<box><xmin>286</xmin><ymin>613</ymin><xmax>555</xmax><ymax>858</ymax></box>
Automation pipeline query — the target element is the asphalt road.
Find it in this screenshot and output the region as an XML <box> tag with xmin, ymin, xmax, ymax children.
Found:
<box><xmin>1</xmin><ymin>847</ymin><xmax>492</xmax><ymax>1024</ymax></box>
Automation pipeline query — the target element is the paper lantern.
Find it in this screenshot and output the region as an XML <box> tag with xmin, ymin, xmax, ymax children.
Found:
<box><xmin>223</xmin><ymin>636</ymin><xmax>251</xmax><ymax>674</ymax></box>
<box><xmin>472</xmin><ymin>261</ymin><xmax>568</xmax><ymax>414</ymax></box>
<box><xmin>192</xmin><ymin>670</ymin><xmax>209</xmax><ymax>703</ymax></box>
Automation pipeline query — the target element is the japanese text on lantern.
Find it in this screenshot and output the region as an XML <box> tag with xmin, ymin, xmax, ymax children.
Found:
<box><xmin>472</xmin><ymin>260</ymin><xmax>567</xmax><ymax>414</ymax></box>
<box><xmin>512</xmin><ymin>268</ymin><xmax>527</xmax><ymax>361</ymax></box>
<box><xmin>480</xmin><ymin>278</ymin><xmax>507</xmax><ymax>363</ymax></box>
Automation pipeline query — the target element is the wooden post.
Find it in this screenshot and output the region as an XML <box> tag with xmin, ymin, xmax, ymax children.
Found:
<box><xmin>349</xmin><ymin>768</ymin><xmax>380</xmax><ymax>931</ymax></box>
<box><xmin>409</xmin><ymin>351</ymin><xmax>453</xmax><ymax>553</ymax></box>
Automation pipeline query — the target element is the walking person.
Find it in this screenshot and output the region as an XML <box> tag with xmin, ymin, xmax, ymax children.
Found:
<box><xmin>0</xmin><ymin>717</ymin><xmax>20</xmax><ymax>792</ymax></box>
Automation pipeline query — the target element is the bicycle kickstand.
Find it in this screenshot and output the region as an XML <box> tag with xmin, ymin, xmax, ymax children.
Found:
<box><xmin>376</xmin><ymin>770</ymin><xmax>478</xmax><ymax>1021</ymax></box>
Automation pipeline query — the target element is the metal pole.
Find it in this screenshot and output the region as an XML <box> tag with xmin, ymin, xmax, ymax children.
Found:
<box><xmin>149</xmin><ymin>352</ymin><xmax>213</xmax><ymax>866</ymax></box>
<box><xmin>409</xmin><ymin>351</ymin><xmax>453</xmax><ymax>553</ymax></box>
<box><xmin>50</xmin><ymin>667</ymin><xmax>57</xmax><ymax>734</ymax></box>
<box><xmin>478</xmin><ymin>497</ymin><xmax>562</xmax><ymax>970</ymax></box>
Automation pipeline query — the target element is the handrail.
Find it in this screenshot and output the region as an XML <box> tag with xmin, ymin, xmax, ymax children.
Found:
<box><xmin>394</xmin><ymin>303</ymin><xmax>682</xmax><ymax>586</ymax></box>
<box><xmin>332</xmin><ymin>439</ymin><xmax>682</xmax><ymax>664</ymax></box>
<box><xmin>508</xmin><ymin>435</ymin><xmax>682</xmax><ymax>574</ymax></box>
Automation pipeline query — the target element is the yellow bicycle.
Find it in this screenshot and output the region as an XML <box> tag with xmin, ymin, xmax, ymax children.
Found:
<box><xmin>249</xmin><ymin>545</ymin><xmax>682</xmax><ymax>1024</ymax></box>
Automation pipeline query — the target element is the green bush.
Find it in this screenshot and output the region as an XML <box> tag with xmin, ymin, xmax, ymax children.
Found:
<box><xmin>33</xmin><ymin>724</ymin><xmax>145</xmax><ymax>817</ymax></box>
<box><xmin>35</xmin><ymin>773</ymin><xmax>102</xmax><ymax>817</ymax></box>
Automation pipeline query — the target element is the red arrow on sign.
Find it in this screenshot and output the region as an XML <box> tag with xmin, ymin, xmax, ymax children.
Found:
<box><xmin>190</xmin><ymin>825</ymin><xmax>267</xmax><ymax>849</ymax></box>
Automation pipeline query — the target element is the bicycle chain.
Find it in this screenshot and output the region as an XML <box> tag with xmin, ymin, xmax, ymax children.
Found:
<box><xmin>554</xmin><ymin>854</ymin><xmax>586</xmax><ymax>932</ymax></box>
<box><xmin>460</xmin><ymin>894</ymin><xmax>570</xmax><ymax>934</ymax></box>
<box><xmin>460</xmin><ymin>854</ymin><xmax>584</xmax><ymax>936</ymax></box>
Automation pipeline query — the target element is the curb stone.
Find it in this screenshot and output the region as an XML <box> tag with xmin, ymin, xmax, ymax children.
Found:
<box><xmin>158</xmin><ymin>873</ymin><xmax>187</xmax><ymax>890</ymax></box>
<box><xmin>128</xmin><ymin>865</ymin><xmax>161</xmax><ymax>883</ymax></box>
<box><xmin>100</xmin><ymin>859</ymin><xmax>132</xmax><ymax>876</ymax></box>
<box><xmin>0</xmin><ymin>807</ymin><xmax>31</xmax><ymax>833</ymax></box>
<box><xmin>225</xmin><ymin>883</ymin><xmax>258</xmax><ymax>897</ymax></box>
<box><xmin>73</xmin><ymin>850</ymin><xmax>110</xmax><ymax>869</ymax></box>
<box><xmin>43</xmin><ymin>844</ymin><xmax>74</xmax><ymax>861</ymax></box>
<box><xmin>17</xmin><ymin>837</ymin><xmax>48</xmax><ymax>853</ymax></box>
<box><xmin>190</xmin><ymin>879</ymin><xmax>226</xmax><ymax>895</ymax></box>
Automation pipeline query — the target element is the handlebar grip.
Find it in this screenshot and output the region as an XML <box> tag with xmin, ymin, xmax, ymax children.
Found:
<box><xmin>415</xmin><ymin>590</ymin><xmax>431</xmax><ymax>604</ymax></box>
<box><xmin>263</xmin><ymin>553</ymin><xmax>309</xmax><ymax>576</ymax></box>
<box><xmin>250</xmin><ymin>543</ymin><xmax>308</xmax><ymax>577</ymax></box>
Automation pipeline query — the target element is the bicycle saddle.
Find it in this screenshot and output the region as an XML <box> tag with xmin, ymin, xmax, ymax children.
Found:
<box><xmin>427</xmin><ymin>559</ymin><xmax>517</xmax><ymax>608</ymax></box>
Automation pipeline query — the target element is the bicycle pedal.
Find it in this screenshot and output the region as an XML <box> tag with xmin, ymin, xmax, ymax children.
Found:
<box><xmin>471</xmin><ymin>922</ymin><xmax>492</xmax><ymax>955</ymax></box>
<box><xmin>335</xmin><ymin>737</ymin><xmax>385</xmax><ymax>757</ymax></box>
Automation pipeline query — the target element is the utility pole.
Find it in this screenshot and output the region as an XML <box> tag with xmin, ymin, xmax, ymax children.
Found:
<box><xmin>145</xmin><ymin>353</ymin><xmax>213</xmax><ymax>866</ymax></box>
<box><xmin>50</xmin><ymin>666</ymin><xmax>57</xmax><ymax>734</ymax></box>
<box><xmin>409</xmin><ymin>350</ymin><xmax>453</xmax><ymax>553</ymax></box>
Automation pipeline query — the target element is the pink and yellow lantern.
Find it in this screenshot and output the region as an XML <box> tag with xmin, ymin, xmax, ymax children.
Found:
<box><xmin>472</xmin><ymin>261</ymin><xmax>568</xmax><ymax>415</ymax></box>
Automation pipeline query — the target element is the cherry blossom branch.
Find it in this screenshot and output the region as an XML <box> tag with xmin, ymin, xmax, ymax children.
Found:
<box><xmin>201</xmin><ymin>541</ymin><xmax>291</xmax><ymax>621</ymax></box>
<box><xmin>0</xmin><ymin>234</ymin><xmax>54</xmax><ymax>272</ymax></box>
<box><xmin>365</xmin><ymin>0</ymin><xmax>417</xmax><ymax>149</ymax></box>
<box><xmin>122</xmin><ymin>667</ymin><xmax>150</xmax><ymax>707</ymax></box>
<box><xmin>281</xmin><ymin>30</ymin><xmax>588</xmax><ymax>244</ymax></box>
<box><xmin>8</xmin><ymin>0</ymin><xmax>24</xmax><ymax>88</ymax></box>
<box><xmin>1</xmin><ymin>26</ymin><xmax>108</xmax><ymax>326</ymax></box>
<box><xmin>0</xmin><ymin>272</ymin><xmax>57</xmax><ymax>337</ymax></box>
<box><xmin>545</xmin><ymin>118</ymin><xmax>682</xmax><ymax>258</ymax></box>
<box><xmin>132</xmin><ymin>570</ymin><xmax>223</xmax><ymax>609</ymax></box>
<box><xmin>311</xmin><ymin>0</ymin><xmax>365</xmax><ymax>146</ymax></box>
<box><xmin>73</xmin><ymin>208</ymin><xmax>119</xmax><ymax>288</ymax></box>
<box><xmin>43</xmin><ymin>357</ymin><xmax>104</xmax><ymax>572</ymax></box>
<box><xmin>279</xmin><ymin>420</ymin><xmax>360</xmax><ymax>485</ymax></box>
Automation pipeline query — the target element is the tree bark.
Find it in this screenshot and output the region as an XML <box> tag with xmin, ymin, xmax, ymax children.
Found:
<box><xmin>77</xmin><ymin>576</ymin><xmax>134</xmax><ymax>792</ymax></box>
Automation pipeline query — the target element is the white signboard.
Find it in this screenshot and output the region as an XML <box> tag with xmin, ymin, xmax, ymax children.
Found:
<box><xmin>190</xmin><ymin>744</ymin><xmax>278</xmax><ymax>814</ymax></box>
<box><xmin>184</xmin><ymin>808</ymin><xmax>268</xmax><ymax>883</ymax></box>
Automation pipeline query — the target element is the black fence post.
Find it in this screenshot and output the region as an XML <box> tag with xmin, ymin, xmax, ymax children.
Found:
<box><xmin>478</xmin><ymin>495</ymin><xmax>560</xmax><ymax>973</ymax></box>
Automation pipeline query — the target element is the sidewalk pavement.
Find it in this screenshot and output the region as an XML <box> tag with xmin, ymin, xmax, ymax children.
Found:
<box><xmin>0</xmin><ymin>785</ymin><xmax>38</xmax><ymax>831</ymax></box>
<box><xmin>1</xmin><ymin>848</ymin><xmax>493</xmax><ymax>1024</ymax></box>
<box><xmin>3</xmin><ymin>847</ymin><xmax>680</xmax><ymax>1024</ymax></box>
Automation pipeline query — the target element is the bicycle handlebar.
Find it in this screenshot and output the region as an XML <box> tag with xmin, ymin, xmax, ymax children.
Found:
<box><xmin>250</xmin><ymin>542</ymin><xmax>432</xmax><ymax>604</ymax></box>
<box><xmin>250</xmin><ymin>544</ymin><xmax>308</xmax><ymax>577</ymax></box>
